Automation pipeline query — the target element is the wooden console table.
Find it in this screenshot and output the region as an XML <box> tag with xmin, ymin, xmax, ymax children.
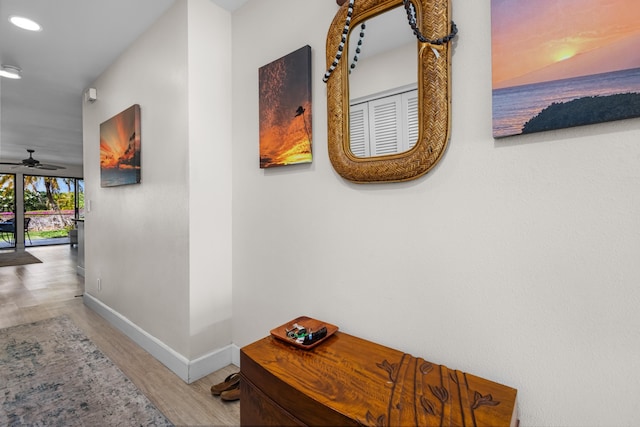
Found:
<box><xmin>240</xmin><ymin>331</ymin><xmax>517</xmax><ymax>426</ymax></box>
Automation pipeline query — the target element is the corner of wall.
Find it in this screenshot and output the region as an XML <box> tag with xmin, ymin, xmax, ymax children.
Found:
<box><xmin>84</xmin><ymin>293</ymin><xmax>235</xmax><ymax>383</ymax></box>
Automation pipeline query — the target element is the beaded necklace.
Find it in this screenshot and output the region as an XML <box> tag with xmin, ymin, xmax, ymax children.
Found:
<box><xmin>323</xmin><ymin>0</ymin><xmax>458</xmax><ymax>83</ymax></box>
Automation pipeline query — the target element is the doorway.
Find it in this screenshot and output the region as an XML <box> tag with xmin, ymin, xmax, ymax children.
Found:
<box><xmin>0</xmin><ymin>174</ymin><xmax>16</xmax><ymax>249</ymax></box>
<box><xmin>24</xmin><ymin>175</ymin><xmax>82</xmax><ymax>247</ymax></box>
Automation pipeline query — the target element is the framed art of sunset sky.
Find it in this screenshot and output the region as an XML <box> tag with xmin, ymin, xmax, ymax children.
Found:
<box><xmin>491</xmin><ymin>0</ymin><xmax>640</xmax><ymax>138</ymax></box>
<box><xmin>100</xmin><ymin>104</ymin><xmax>141</xmax><ymax>187</ymax></box>
<box><xmin>259</xmin><ymin>45</ymin><xmax>312</xmax><ymax>168</ymax></box>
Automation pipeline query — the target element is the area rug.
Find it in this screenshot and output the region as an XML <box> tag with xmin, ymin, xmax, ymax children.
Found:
<box><xmin>0</xmin><ymin>251</ymin><xmax>42</xmax><ymax>268</ymax></box>
<box><xmin>0</xmin><ymin>316</ymin><xmax>173</xmax><ymax>426</ymax></box>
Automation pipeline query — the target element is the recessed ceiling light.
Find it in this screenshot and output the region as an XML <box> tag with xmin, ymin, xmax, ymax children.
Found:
<box><xmin>0</xmin><ymin>65</ymin><xmax>22</xmax><ymax>79</ymax></box>
<box><xmin>9</xmin><ymin>15</ymin><xmax>42</xmax><ymax>32</ymax></box>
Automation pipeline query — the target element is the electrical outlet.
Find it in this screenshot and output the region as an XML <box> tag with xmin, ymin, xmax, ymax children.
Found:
<box><xmin>97</xmin><ymin>278</ymin><xmax>102</xmax><ymax>291</ymax></box>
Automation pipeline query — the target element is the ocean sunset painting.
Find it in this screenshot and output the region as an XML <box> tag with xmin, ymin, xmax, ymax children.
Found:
<box><xmin>259</xmin><ymin>45</ymin><xmax>312</xmax><ymax>168</ymax></box>
<box><xmin>100</xmin><ymin>104</ymin><xmax>141</xmax><ymax>187</ymax></box>
<box><xmin>491</xmin><ymin>0</ymin><xmax>640</xmax><ymax>138</ymax></box>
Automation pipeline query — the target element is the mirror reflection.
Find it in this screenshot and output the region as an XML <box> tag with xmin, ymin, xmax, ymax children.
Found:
<box><xmin>347</xmin><ymin>6</ymin><xmax>417</xmax><ymax>158</ymax></box>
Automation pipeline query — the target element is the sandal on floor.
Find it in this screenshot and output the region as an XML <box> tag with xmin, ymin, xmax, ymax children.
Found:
<box><xmin>220</xmin><ymin>385</ymin><xmax>240</xmax><ymax>402</ymax></box>
<box><xmin>210</xmin><ymin>372</ymin><xmax>241</xmax><ymax>396</ymax></box>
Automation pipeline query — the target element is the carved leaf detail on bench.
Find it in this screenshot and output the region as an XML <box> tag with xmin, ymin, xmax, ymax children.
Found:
<box><xmin>449</xmin><ymin>372</ymin><xmax>459</xmax><ymax>384</ymax></box>
<box><xmin>365</xmin><ymin>410</ymin><xmax>386</xmax><ymax>427</ymax></box>
<box><xmin>420</xmin><ymin>396</ymin><xmax>437</xmax><ymax>415</ymax></box>
<box><xmin>376</xmin><ymin>359</ymin><xmax>399</xmax><ymax>382</ymax></box>
<box><xmin>420</xmin><ymin>361</ymin><xmax>433</xmax><ymax>375</ymax></box>
<box><xmin>472</xmin><ymin>391</ymin><xmax>501</xmax><ymax>410</ymax></box>
<box><xmin>429</xmin><ymin>385</ymin><xmax>449</xmax><ymax>404</ymax></box>
<box><xmin>367</xmin><ymin>355</ymin><xmax>513</xmax><ymax>426</ymax></box>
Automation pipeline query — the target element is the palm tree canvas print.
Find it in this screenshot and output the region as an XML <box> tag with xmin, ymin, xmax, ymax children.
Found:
<box><xmin>100</xmin><ymin>104</ymin><xmax>141</xmax><ymax>187</ymax></box>
<box><xmin>259</xmin><ymin>45</ymin><xmax>312</xmax><ymax>168</ymax></box>
<box><xmin>491</xmin><ymin>0</ymin><xmax>640</xmax><ymax>138</ymax></box>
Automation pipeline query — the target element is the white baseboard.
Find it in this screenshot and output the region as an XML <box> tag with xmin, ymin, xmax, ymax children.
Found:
<box><xmin>231</xmin><ymin>343</ymin><xmax>241</xmax><ymax>366</ymax></box>
<box><xmin>189</xmin><ymin>344</ymin><xmax>237</xmax><ymax>383</ymax></box>
<box><xmin>83</xmin><ymin>293</ymin><xmax>238</xmax><ymax>383</ymax></box>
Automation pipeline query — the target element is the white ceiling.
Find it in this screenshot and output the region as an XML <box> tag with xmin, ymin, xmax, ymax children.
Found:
<box><xmin>0</xmin><ymin>0</ymin><xmax>248</xmax><ymax>170</ymax></box>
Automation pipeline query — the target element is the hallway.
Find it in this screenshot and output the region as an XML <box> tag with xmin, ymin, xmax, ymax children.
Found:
<box><xmin>0</xmin><ymin>245</ymin><xmax>239</xmax><ymax>426</ymax></box>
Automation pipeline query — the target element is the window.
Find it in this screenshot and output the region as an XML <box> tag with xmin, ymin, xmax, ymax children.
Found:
<box><xmin>350</xmin><ymin>86</ymin><xmax>418</xmax><ymax>157</ymax></box>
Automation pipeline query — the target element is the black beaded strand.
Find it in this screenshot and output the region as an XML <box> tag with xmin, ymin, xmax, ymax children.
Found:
<box><xmin>323</xmin><ymin>0</ymin><xmax>355</xmax><ymax>83</ymax></box>
<box><xmin>402</xmin><ymin>0</ymin><xmax>458</xmax><ymax>46</ymax></box>
<box><xmin>349</xmin><ymin>23</ymin><xmax>366</xmax><ymax>73</ymax></box>
<box><xmin>324</xmin><ymin>0</ymin><xmax>458</xmax><ymax>83</ymax></box>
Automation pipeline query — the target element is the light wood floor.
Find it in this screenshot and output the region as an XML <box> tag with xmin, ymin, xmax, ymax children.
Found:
<box><xmin>0</xmin><ymin>245</ymin><xmax>240</xmax><ymax>426</ymax></box>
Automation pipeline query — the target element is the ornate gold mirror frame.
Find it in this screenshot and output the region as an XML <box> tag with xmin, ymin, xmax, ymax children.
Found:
<box><xmin>326</xmin><ymin>0</ymin><xmax>454</xmax><ymax>183</ymax></box>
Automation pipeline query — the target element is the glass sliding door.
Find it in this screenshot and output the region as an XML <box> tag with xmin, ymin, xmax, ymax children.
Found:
<box><xmin>0</xmin><ymin>174</ymin><xmax>16</xmax><ymax>249</ymax></box>
<box><xmin>24</xmin><ymin>175</ymin><xmax>76</xmax><ymax>247</ymax></box>
<box><xmin>76</xmin><ymin>179</ymin><xmax>85</xmax><ymax>219</ymax></box>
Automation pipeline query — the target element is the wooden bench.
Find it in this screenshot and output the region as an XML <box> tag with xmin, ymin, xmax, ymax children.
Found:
<box><xmin>241</xmin><ymin>331</ymin><xmax>518</xmax><ymax>426</ymax></box>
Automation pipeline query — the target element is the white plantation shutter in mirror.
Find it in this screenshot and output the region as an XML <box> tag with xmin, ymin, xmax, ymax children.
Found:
<box><xmin>349</xmin><ymin>86</ymin><xmax>418</xmax><ymax>158</ymax></box>
<box><xmin>370</xmin><ymin>96</ymin><xmax>403</xmax><ymax>156</ymax></box>
<box><xmin>349</xmin><ymin>103</ymin><xmax>369</xmax><ymax>157</ymax></box>
<box><xmin>404</xmin><ymin>91</ymin><xmax>419</xmax><ymax>150</ymax></box>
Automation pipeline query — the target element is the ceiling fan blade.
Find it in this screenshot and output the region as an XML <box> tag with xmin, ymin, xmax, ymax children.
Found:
<box><xmin>35</xmin><ymin>163</ymin><xmax>66</xmax><ymax>170</ymax></box>
<box><xmin>0</xmin><ymin>161</ymin><xmax>22</xmax><ymax>165</ymax></box>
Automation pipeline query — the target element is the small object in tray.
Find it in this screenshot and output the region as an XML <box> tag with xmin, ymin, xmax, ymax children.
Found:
<box><xmin>285</xmin><ymin>323</ymin><xmax>308</xmax><ymax>340</ymax></box>
<box><xmin>302</xmin><ymin>326</ymin><xmax>327</xmax><ymax>345</ymax></box>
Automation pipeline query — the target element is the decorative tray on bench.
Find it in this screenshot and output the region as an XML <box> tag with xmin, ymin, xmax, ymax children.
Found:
<box><xmin>270</xmin><ymin>316</ymin><xmax>339</xmax><ymax>350</ymax></box>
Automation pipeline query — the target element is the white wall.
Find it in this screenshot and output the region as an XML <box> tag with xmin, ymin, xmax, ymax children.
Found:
<box><xmin>231</xmin><ymin>1</ymin><xmax>640</xmax><ymax>426</ymax></box>
<box><xmin>186</xmin><ymin>0</ymin><xmax>233</xmax><ymax>358</ymax></box>
<box><xmin>83</xmin><ymin>1</ymin><xmax>191</xmax><ymax>355</ymax></box>
<box><xmin>81</xmin><ymin>0</ymin><xmax>234</xmax><ymax>381</ymax></box>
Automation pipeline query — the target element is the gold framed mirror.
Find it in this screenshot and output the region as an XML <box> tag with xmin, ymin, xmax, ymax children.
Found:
<box><xmin>326</xmin><ymin>0</ymin><xmax>454</xmax><ymax>183</ymax></box>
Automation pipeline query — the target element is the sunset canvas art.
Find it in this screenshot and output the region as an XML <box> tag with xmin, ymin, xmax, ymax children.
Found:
<box><xmin>100</xmin><ymin>104</ymin><xmax>141</xmax><ymax>187</ymax></box>
<box><xmin>259</xmin><ymin>45</ymin><xmax>312</xmax><ymax>168</ymax></box>
<box><xmin>491</xmin><ymin>0</ymin><xmax>640</xmax><ymax>137</ymax></box>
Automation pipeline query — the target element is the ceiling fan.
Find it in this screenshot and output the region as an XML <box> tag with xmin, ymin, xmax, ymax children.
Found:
<box><xmin>0</xmin><ymin>149</ymin><xmax>66</xmax><ymax>170</ymax></box>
